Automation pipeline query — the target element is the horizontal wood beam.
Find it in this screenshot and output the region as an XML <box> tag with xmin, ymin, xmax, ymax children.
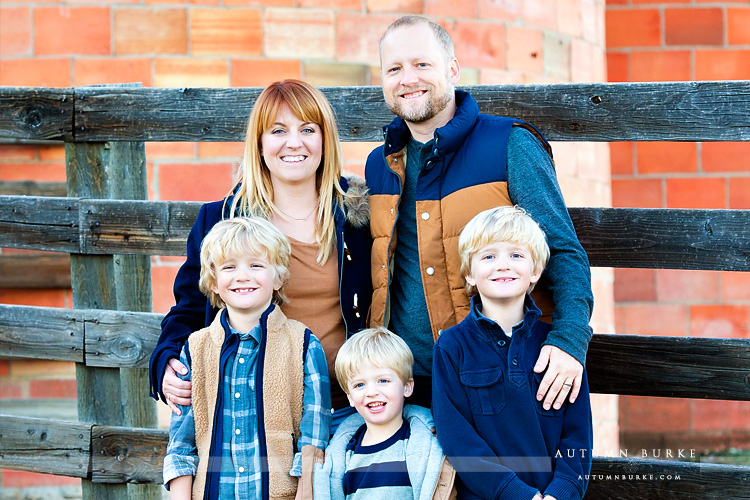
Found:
<box><xmin>1</xmin><ymin>82</ymin><xmax>749</xmax><ymax>142</ymax></box>
<box><xmin>3</xmin><ymin>415</ymin><xmax>749</xmax><ymax>498</ymax></box>
<box><xmin>0</xmin><ymin>180</ymin><xmax>67</xmax><ymax>197</ymax></box>
<box><xmin>2</xmin><ymin>196</ymin><xmax>749</xmax><ymax>271</ymax></box>
<box><xmin>2</xmin><ymin>304</ymin><xmax>749</xmax><ymax>400</ymax></box>
<box><xmin>0</xmin><ymin>254</ymin><xmax>71</xmax><ymax>288</ymax></box>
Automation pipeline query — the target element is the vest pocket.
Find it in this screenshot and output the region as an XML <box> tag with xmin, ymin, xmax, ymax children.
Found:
<box><xmin>265</xmin><ymin>429</ymin><xmax>297</xmax><ymax>497</ymax></box>
<box><xmin>460</xmin><ymin>368</ymin><xmax>506</xmax><ymax>415</ymax></box>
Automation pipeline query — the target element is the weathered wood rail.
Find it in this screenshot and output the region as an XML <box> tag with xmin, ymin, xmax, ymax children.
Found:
<box><xmin>1</xmin><ymin>82</ymin><xmax>749</xmax><ymax>500</ymax></box>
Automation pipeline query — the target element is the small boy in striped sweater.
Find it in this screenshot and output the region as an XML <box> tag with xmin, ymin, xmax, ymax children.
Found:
<box><xmin>312</xmin><ymin>327</ymin><xmax>455</xmax><ymax>500</ymax></box>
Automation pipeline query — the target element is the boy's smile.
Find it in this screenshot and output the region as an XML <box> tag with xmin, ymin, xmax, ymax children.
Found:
<box><xmin>346</xmin><ymin>362</ymin><xmax>414</xmax><ymax>445</ymax></box>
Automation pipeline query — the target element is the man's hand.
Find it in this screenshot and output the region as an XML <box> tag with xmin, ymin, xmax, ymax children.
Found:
<box><xmin>533</xmin><ymin>345</ymin><xmax>583</xmax><ymax>410</ymax></box>
<box><xmin>163</xmin><ymin>358</ymin><xmax>192</xmax><ymax>415</ymax></box>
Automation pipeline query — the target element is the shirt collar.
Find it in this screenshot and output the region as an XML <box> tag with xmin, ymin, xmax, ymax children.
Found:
<box><xmin>469</xmin><ymin>294</ymin><xmax>542</xmax><ymax>338</ymax></box>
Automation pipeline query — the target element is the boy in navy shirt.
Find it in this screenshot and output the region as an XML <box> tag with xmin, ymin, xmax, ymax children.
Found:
<box><xmin>433</xmin><ymin>206</ymin><xmax>592</xmax><ymax>500</ymax></box>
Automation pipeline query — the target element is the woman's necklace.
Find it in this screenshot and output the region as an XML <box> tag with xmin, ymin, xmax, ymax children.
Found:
<box><xmin>275</xmin><ymin>203</ymin><xmax>317</xmax><ymax>221</ymax></box>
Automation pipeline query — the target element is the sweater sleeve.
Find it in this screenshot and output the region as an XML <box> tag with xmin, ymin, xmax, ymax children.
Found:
<box><xmin>432</xmin><ymin>344</ymin><xmax>540</xmax><ymax>500</ymax></box>
<box><xmin>506</xmin><ymin>127</ymin><xmax>594</xmax><ymax>365</ymax></box>
<box><xmin>149</xmin><ymin>203</ymin><xmax>213</xmax><ymax>402</ymax></box>
<box><xmin>163</xmin><ymin>345</ymin><xmax>198</xmax><ymax>488</ymax></box>
<box><xmin>544</xmin><ymin>371</ymin><xmax>593</xmax><ymax>500</ymax></box>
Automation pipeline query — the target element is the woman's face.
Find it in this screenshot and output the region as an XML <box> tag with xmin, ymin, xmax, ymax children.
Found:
<box><xmin>260</xmin><ymin>103</ymin><xmax>323</xmax><ymax>189</ymax></box>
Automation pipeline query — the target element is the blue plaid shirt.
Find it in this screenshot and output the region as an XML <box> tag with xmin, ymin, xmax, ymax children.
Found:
<box><xmin>163</xmin><ymin>318</ymin><xmax>331</xmax><ymax>498</ymax></box>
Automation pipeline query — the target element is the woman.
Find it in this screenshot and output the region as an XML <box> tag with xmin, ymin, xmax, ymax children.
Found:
<box><xmin>149</xmin><ymin>80</ymin><xmax>372</xmax><ymax>423</ymax></box>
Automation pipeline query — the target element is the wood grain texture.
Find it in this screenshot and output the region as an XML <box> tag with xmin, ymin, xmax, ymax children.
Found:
<box><xmin>0</xmin><ymin>87</ymin><xmax>73</xmax><ymax>141</ymax></box>
<box><xmin>0</xmin><ymin>415</ymin><xmax>91</xmax><ymax>478</ymax></box>
<box><xmin>0</xmin><ymin>254</ymin><xmax>71</xmax><ymax>288</ymax></box>
<box><xmin>0</xmin><ymin>304</ymin><xmax>83</xmax><ymax>362</ymax></box>
<box><xmin>90</xmin><ymin>425</ymin><xmax>167</xmax><ymax>485</ymax></box>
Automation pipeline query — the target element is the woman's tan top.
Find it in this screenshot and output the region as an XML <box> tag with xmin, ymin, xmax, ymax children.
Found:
<box><xmin>282</xmin><ymin>237</ymin><xmax>348</xmax><ymax>410</ymax></box>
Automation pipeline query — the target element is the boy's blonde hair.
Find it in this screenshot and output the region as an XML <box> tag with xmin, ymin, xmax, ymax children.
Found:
<box><xmin>459</xmin><ymin>206</ymin><xmax>550</xmax><ymax>296</ymax></box>
<box><xmin>335</xmin><ymin>327</ymin><xmax>414</xmax><ymax>393</ymax></box>
<box><xmin>198</xmin><ymin>217</ymin><xmax>291</xmax><ymax>309</ymax></box>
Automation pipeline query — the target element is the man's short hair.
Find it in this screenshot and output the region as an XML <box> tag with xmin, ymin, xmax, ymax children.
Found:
<box><xmin>198</xmin><ymin>217</ymin><xmax>291</xmax><ymax>308</ymax></box>
<box><xmin>459</xmin><ymin>206</ymin><xmax>550</xmax><ymax>295</ymax></box>
<box><xmin>335</xmin><ymin>327</ymin><xmax>414</xmax><ymax>394</ymax></box>
<box><xmin>379</xmin><ymin>15</ymin><xmax>455</xmax><ymax>62</ymax></box>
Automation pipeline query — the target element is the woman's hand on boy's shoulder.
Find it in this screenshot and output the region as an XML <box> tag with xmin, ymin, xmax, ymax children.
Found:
<box><xmin>164</xmin><ymin>358</ymin><xmax>193</xmax><ymax>415</ymax></box>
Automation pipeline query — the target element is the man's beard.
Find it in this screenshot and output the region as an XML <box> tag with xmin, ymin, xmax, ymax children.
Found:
<box><xmin>387</xmin><ymin>88</ymin><xmax>452</xmax><ymax>124</ymax></box>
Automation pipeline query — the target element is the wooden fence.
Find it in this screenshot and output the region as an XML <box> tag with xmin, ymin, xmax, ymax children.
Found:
<box><xmin>1</xmin><ymin>82</ymin><xmax>750</xmax><ymax>499</ymax></box>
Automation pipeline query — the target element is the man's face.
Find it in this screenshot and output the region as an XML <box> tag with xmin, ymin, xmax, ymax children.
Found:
<box><xmin>380</xmin><ymin>23</ymin><xmax>460</xmax><ymax>128</ymax></box>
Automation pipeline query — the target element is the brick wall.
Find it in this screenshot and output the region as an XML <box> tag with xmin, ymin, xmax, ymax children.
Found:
<box><xmin>606</xmin><ymin>0</ymin><xmax>750</xmax><ymax>453</ymax></box>
<box><xmin>0</xmin><ymin>0</ymin><xmax>613</xmax><ymax>491</ymax></box>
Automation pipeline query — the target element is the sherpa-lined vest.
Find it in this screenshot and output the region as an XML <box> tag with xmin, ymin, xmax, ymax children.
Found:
<box><xmin>189</xmin><ymin>307</ymin><xmax>307</xmax><ymax>500</ymax></box>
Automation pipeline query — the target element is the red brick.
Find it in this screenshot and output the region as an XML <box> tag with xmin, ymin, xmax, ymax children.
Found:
<box><xmin>691</xmin><ymin>400</ymin><xmax>750</xmax><ymax>432</ymax></box>
<box><xmin>606</xmin><ymin>9</ymin><xmax>661</xmax><ymax>48</ymax></box>
<box><xmin>690</xmin><ymin>304</ymin><xmax>749</xmax><ymax>338</ymax></box>
<box><xmin>631</xmin><ymin>50</ymin><xmax>690</xmax><ymax>82</ymax></box>
<box><xmin>611</xmin><ymin>178</ymin><xmax>662</xmax><ymax>208</ymax></box>
<box><xmin>231</xmin><ymin>59</ymin><xmax>300</xmax><ymax>87</ymax></box>
<box><xmin>607</xmin><ymin>0</ymin><xmax>628</xmax><ymax>4</ymax></box>
<box><xmin>637</xmin><ymin>142</ymin><xmax>697</xmax><ymax>174</ymax></box>
<box><xmin>0</xmin><ymin>163</ymin><xmax>66</xmax><ymax>182</ymax></box>
<box><xmin>558</xmin><ymin>0</ymin><xmax>582</xmax><ymax>38</ymax></box>
<box><xmin>728</xmin><ymin>8</ymin><xmax>750</xmax><ymax>45</ymax></box>
<box><xmin>29</xmin><ymin>379</ymin><xmax>76</xmax><ymax>399</ymax></box>
<box><xmin>523</xmin><ymin>0</ymin><xmax>558</xmax><ymax>30</ymax></box>
<box><xmin>1</xmin><ymin>470</ymin><xmax>79</xmax><ymax>488</ymax></box>
<box><xmin>38</xmin><ymin>146</ymin><xmax>65</xmax><ymax>161</ymax></box>
<box><xmin>265</xmin><ymin>8</ymin><xmax>335</xmax><ymax>59</ymax></box>
<box><xmin>606</xmin><ymin>52</ymin><xmax>628</xmax><ymax>82</ymax></box>
<box><xmin>620</xmin><ymin>304</ymin><xmax>688</xmax><ymax>337</ymax></box>
<box><xmin>506</xmin><ymin>26</ymin><xmax>544</xmax><ymax>74</ymax></box>
<box><xmin>145</xmin><ymin>142</ymin><xmax>196</xmax><ymax>160</ymax></box>
<box><xmin>336</xmin><ymin>12</ymin><xmax>394</xmax><ymax>63</ymax></box>
<box><xmin>158</xmin><ymin>162</ymin><xmax>234</xmax><ymax>201</ymax></box>
<box><xmin>665</xmin><ymin>8</ymin><xmax>723</xmax><ymax>46</ymax></box>
<box><xmin>190</xmin><ymin>8</ymin><xmax>262</xmax><ymax>56</ymax></box>
<box><xmin>722</xmin><ymin>271</ymin><xmax>750</xmax><ymax>301</ymax></box>
<box><xmin>34</xmin><ymin>7</ymin><xmax>110</xmax><ymax>56</ymax></box>
<box><xmin>454</xmin><ymin>21</ymin><xmax>505</xmax><ymax>70</ymax></box>
<box><xmin>0</xmin><ymin>145</ymin><xmax>37</xmax><ymax>162</ymax></box>
<box><xmin>729</xmin><ymin>177</ymin><xmax>750</xmax><ymax>209</ymax></box>
<box><xmin>0</xmin><ymin>381</ymin><xmax>24</xmax><ymax>398</ymax></box>
<box><xmin>426</xmin><ymin>0</ymin><xmax>477</xmax><ymax>18</ymax></box>
<box><xmin>298</xmin><ymin>0</ymin><xmax>357</xmax><ymax>8</ymax></box>
<box><xmin>154</xmin><ymin>59</ymin><xmax>229</xmax><ymax>87</ymax></box>
<box><xmin>74</xmin><ymin>58</ymin><xmax>152</xmax><ymax>86</ymax></box>
<box><xmin>614</xmin><ymin>268</ymin><xmax>656</xmax><ymax>302</ymax></box>
<box><xmin>152</xmin><ymin>262</ymin><xmax>182</xmax><ymax>313</ymax></box>
<box><xmin>366</xmin><ymin>0</ymin><xmax>421</xmax><ymax>14</ymax></box>
<box><xmin>619</xmin><ymin>396</ymin><xmax>691</xmax><ymax>433</ymax></box>
<box><xmin>115</xmin><ymin>8</ymin><xmax>188</xmax><ymax>55</ymax></box>
<box><xmin>666</xmin><ymin>177</ymin><xmax>725</xmax><ymax>209</ymax></box>
<box><xmin>702</xmin><ymin>142</ymin><xmax>750</xmax><ymax>173</ymax></box>
<box><xmin>0</xmin><ymin>7</ymin><xmax>31</xmax><ymax>56</ymax></box>
<box><xmin>197</xmin><ymin>142</ymin><xmax>244</xmax><ymax>159</ymax></box>
<box><xmin>695</xmin><ymin>50</ymin><xmax>750</xmax><ymax>80</ymax></box>
<box><xmin>0</xmin><ymin>289</ymin><xmax>68</xmax><ymax>307</ymax></box>
<box><xmin>0</xmin><ymin>360</ymin><xmax>9</xmax><ymax>377</ymax></box>
<box><xmin>0</xmin><ymin>58</ymin><xmax>71</xmax><ymax>87</ymax></box>
<box><xmin>633</xmin><ymin>0</ymin><xmax>684</xmax><ymax>3</ymax></box>
<box><xmin>656</xmin><ymin>269</ymin><xmax>720</xmax><ymax>303</ymax></box>
<box><xmin>609</xmin><ymin>141</ymin><xmax>633</xmax><ymax>176</ymax></box>
<box><xmin>479</xmin><ymin>0</ymin><xmax>521</xmax><ymax>22</ymax></box>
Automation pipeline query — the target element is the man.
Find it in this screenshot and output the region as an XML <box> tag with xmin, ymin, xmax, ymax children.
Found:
<box><xmin>365</xmin><ymin>15</ymin><xmax>594</xmax><ymax>412</ymax></box>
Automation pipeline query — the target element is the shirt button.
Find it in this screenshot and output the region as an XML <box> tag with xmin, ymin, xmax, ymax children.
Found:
<box><xmin>235</xmin><ymin>429</ymin><xmax>241</xmax><ymax>435</ymax></box>
<box><xmin>426</xmin><ymin>267</ymin><xmax>435</xmax><ymax>276</ymax></box>
<box><xmin>497</xmin><ymin>340</ymin><xmax>506</xmax><ymax>347</ymax></box>
<box><xmin>390</xmin><ymin>208</ymin><xmax>394</xmax><ymax>214</ymax></box>
<box><xmin>512</xmin><ymin>358</ymin><xmax>518</xmax><ymax>366</ymax></box>
<box><xmin>382</xmin><ymin>264</ymin><xmax>386</xmax><ymax>269</ymax></box>
<box><xmin>238</xmin><ymin>358</ymin><xmax>245</xmax><ymax>364</ymax></box>
<box><xmin>239</xmin><ymin>466</ymin><xmax>245</xmax><ymax>473</ymax></box>
<box><xmin>235</xmin><ymin>392</ymin><xmax>240</xmax><ymax>399</ymax></box>
<box><xmin>421</xmin><ymin>212</ymin><xmax>430</xmax><ymax>220</ymax></box>
<box><xmin>433</xmin><ymin>148</ymin><xmax>438</xmax><ymax>155</ymax></box>
<box><xmin>438</xmin><ymin>329</ymin><xmax>444</xmax><ymax>336</ymax></box>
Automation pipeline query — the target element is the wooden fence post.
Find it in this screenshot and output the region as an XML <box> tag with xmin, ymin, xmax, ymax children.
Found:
<box><xmin>67</xmin><ymin>86</ymin><xmax>159</xmax><ymax>500</ymax></box>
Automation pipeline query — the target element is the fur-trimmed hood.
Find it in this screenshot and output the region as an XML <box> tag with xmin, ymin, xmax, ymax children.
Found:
<box><xmin>341</xmin><ymin>172</ymin><xmax>370</xmax><ymax>229</ymax></box>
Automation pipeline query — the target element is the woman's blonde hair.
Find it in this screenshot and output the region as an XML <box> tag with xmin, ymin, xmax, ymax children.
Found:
<box><xmin>224</xmin><ymin>79</ymin><xmax>344</xmax><ymax>265</ymax></box>
<box><xmin>199</xmin><ymin>217</ymin><xmax>291</xmax><ymax>308</ymax></box>
<box><xmin>458</xmin><ymin>206</ymin><xmax>550</xmax><ymax>296</ymax></box>
<box><xmin>335</xmin><ymin>327</ymin><xmax>414</xmax><ymax>394</ymax></box>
